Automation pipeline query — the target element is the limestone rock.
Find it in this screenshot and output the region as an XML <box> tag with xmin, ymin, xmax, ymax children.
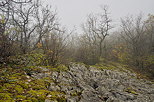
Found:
<box><xmin>32</xmin><ymin>63</ymin><xmax>154</xmax><ymax>102</ymax></box>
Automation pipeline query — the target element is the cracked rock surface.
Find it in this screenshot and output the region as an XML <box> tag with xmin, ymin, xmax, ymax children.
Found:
<box><xmin>41</xmin><ymin>63</ymin><xmax>154</xmax><ymax>102</ymax></box>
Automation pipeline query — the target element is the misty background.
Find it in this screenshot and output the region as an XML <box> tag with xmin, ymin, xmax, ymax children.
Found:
<box><xmin>44</xmin><ymin>0</ymin><xmax>154</xmax><ymax>33</ymax></box>
<box><xmin>0</xmin><ymin>1</ymin><xmax>154</xmax><ymax>101</ymax></box>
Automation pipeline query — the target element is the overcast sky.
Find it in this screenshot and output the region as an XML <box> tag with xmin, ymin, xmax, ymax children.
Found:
<box><xmin>44</xmin><ymin>0</ymin><xmax>154</xmax><ymax>33</ymax></box>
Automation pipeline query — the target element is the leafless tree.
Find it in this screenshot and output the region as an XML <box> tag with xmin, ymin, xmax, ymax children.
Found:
<box><xmin>145</xmin><ymin>14</ymin><xmax>154</xmax><ymax>54</ymax></box>
<box><xmin>120</xmin><ymin>14</ymin><xmax>148</xmax><ymax>68</ymax></box>
<box><xmin>82</xmin><ymin>6</ymin><xmax>112</xmax><ymax>59</ymax></box>
<box><xmin>33</xmin><ymin>4</ymin><xmax>58</xmax><ymax>50</ymax></box>
<box><xmin>41</xmin><ymin>27</ymin><xmax>72</xmax><ymax>66</ymax></box>
<box><xmin>0</xmin><ymin>0</ymin><xmax>32</xmax><ymax>62</ymax></box>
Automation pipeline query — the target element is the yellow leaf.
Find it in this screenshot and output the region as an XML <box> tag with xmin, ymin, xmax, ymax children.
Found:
<box><xmin>37</xmin><ymin>43</ymin><xmax>42</xmax><ymax>48</ymax></box>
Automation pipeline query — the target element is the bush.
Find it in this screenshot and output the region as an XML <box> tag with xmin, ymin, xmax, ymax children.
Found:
<box><xmin>9</xmin><ymin>53</ymin><xmax>48</xmax><ymax>66</ymax></box>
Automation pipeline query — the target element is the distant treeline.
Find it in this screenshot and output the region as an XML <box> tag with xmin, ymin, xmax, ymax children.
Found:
<box><xmin>0</xmin><ymin>0</ymin><xmax>154</xmax><ymax>76</ymax></box>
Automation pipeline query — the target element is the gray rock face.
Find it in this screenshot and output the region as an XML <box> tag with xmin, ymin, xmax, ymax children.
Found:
<box><xmin>37</xmin><ymin>63</ymin><xmax>154</xmax><ymax>102</ymax></box>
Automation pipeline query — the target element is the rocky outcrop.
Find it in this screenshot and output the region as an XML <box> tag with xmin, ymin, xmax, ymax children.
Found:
<box><xmin>35</xmin><ymin>63</ymin><xmax>154</xmax><ymax>102</ymax></box>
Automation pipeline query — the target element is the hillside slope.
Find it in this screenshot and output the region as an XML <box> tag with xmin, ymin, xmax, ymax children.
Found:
<box><xmin>48</xmin><ymin>63</ymin><xmax>154</xmax><ymax>102</ymax></box>
<box><xmin>0</xmin><ymin>63</ymin><xmax>154</xmax><ymax>102</ymax></box>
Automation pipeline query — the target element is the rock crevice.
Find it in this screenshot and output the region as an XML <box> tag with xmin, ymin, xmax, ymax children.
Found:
<box><xmin>45</xmin><ymin>63</ymin><xmax>154</xmax><ymax>102</ymax></box>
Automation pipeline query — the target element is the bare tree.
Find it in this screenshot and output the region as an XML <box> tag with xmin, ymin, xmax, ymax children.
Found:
<box><xmin>82</xmin><ymin>6</ymin><xmax>112</xmax><ymax>58</ymax></box>
<box><xmin>0</xmin><ymin>0</ymin><xmax>32</xmax><ymax>63</ymax></box>
<box><xmin>41</xmin><ymin>27</ymin><xmax>72</xmax><ymax>66</ymax></box>
<box><xmin>120</xmin><ymin>14</ymin><xmax>148</xmax><ymax>68</ymax></box>
<box><xmin>33</xmin><ymin>4</ymin><xmax>57</xmax><ymax>50</ymax></box>
<box><xmin>11</xmin><ymin>1</ymin><xmax>37</xmax><ymax>53</ymax></box>
<box><xmin>145</xmin><ymin>14</ymin><xmax>154</xmax><ymax>54</ymax></box>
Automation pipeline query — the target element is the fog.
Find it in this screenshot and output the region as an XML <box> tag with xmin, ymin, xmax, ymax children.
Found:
<box><xmin>44</xmin><ymin>0</ymin><xmax>154</xmax><ymax>32</ymax></box>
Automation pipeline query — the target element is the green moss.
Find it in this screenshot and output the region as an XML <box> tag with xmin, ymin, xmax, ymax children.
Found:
<box><xmin>48</xmin><ymin>91</ymin><xmax>66</xmax><ymax>101</ymax></box>
<box><xmin>7</xmin><ymin>76</ymin><xmax>18</xmax><ymax>80</ymax></box>
<box><xmin>0</xmin><ymin>93</ymin><xmax>12</xmax><ymax>100</ymax></box>
<box><xmin>0</xmin><ymin>100</ymin><xmax>15</xmax><ymax>102</ymax></box>
<box><xmin>17</xmin><ymin>80</ymin><xmax>29</xmax><ymax>89</ymax></box>
<box><xmin>48</xmin><ymin>64</ymin><xmax>68</xmax><ymax>72</ymax></box>
<box><xmin>124</xmin><ymin>87</ymin><xmax>138</xmax><ymax>95</ymax></box>
<box><xmin>3</xmin><ymin>83</ymin><xmax>24</xmax><ymax>94</ymax></box>
<box><xmin>16</xmin><ymin>95</ymin><xmax>26</xmax><ymax>101</ymax></box>
<box><xmin>14</xmin><ymin>85</ymin><xmax>24</xmax><ymax>94</ymax></box>
<box><xmin>0</xmin><ymin>86</ymin><xmax>7</xmax><ymax>92</ymax></box>
<box><xmin>22</xmin><ymin>100</ymin><xmax>32</xmax><ymax>102</ymax></box>
<box><xmin>91</xmin><ymin>61</ymin><xmax>131</xmax><ymax>73</ymax></box>
<box><xmin>27</xmin><ymin>90</ymin><xmax>66</xmax><ymax>101</ymax></box>
<box><xmin>4</xmin><ymin>83</ymin><xmax>14</xmax><ymax>92</ymax></box>
<box><xmin>70</xmin><ymin>90</ymin><xmax>82</xmax><ymax>96</ymax></box>
<box><xmin>11</xmin><ymin>73</ymin><xmax>23</xmax><ymax>76</ymax></box>
<box><xmin>0</xmin><ymin>58</ymin><xmax>68</xmax><ymax>102</ymax></box>
<box><xmin>130</xmin><ymin>90</ymin><xmax>138</xmax><ymax>95</ymax></box>
<box><xmin>144</xmin><ymin>55</ymin><xmax>154</xmax><ymax>65</ymax></box>
<box><xmin>27</xmin><ymin>89</ymin><xmax>66</xmax><ymax>101</ymax></box>
<box><xmin>9</xmin><ymin>53</ymin><xmax>47</xmax><ymax>66</ymax></box>
<box><xmin>56</xmin><ymin>98</ymin><xmax>67</xmax><ymax>102</ymax></box>
<box><xmin>27</xmin><ymin>90</ymin><xmax>48</xmax><ymax>101</ymax></box>
<box><xmin>23</xmin><ymin>66</ymin><xmax>42</xmax><ymax>73</ymax></box>
<box><xmin>26</xmin><ymin>97</ymin><xmax>38</xmax><ymax>102</ymax></box>
<box><xmin>57</xmin><ymin>65</ymin><xmax>68</xmax><ymax>71</ymax></box>
<box><xmin>49</xmin><ymin>67</ymin><xmax>59</xmax><ymax>71</ymax></box>
<box><xmin>71</xmin><ymin>92</ymin><xmax>78</xmax><ymax>96</ymax></box>
<box><xmin>29</xmin><ymin>79</ymin><xmax>47</xmax><ymax>90</ymax></box>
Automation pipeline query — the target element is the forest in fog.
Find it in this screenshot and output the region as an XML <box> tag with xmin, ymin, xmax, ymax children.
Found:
<box><xmin>0</xmin><ymin>0</ymin><xmax>154</xmax><ymax>75</ymax></box>
<box><xmin>1</xmin><ymin>0</ymin><xmax>154</xmax><ymax>76</ymax></box>
<box><xmin>0</xmin><ymin>0</ymin><xmax>154</xmax><ymax>101</ymax></box>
